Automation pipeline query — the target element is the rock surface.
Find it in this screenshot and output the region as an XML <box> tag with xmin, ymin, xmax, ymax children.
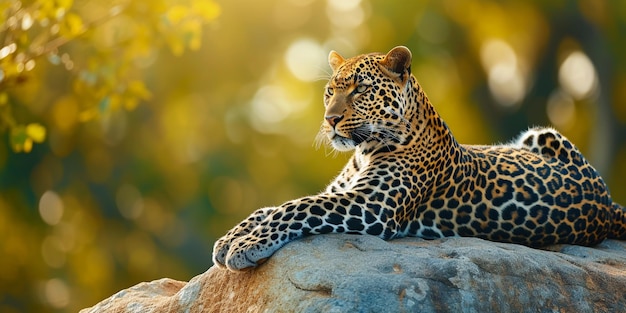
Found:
<box><xmin>81</xmin><ymin>235</ymin><xmax>626</xmax><ymax>313</ymax></box>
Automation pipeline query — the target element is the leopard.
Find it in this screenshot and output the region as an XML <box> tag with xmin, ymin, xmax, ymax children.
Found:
<box><xmin>212</xmin><ymin>46</ymin><xmax>626</xmax><ymax>272</ymax></box>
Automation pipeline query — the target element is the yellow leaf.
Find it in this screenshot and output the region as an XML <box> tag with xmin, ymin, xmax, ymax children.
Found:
<box><xmin>109</xmin><ymin>94</ymin><xmax>121</xmax><ymax>110</ymax></box>
<box><xmin>166</xmin><ymin>5</ymin><xmax>188</xmax><ymax>25</ymax></box>
<box><xmin>26</xmin><ymin>123</ymin><xmax>46</xmax><ymax>143</ymax></box>
<box><xmin>9</xmin><ymin>126</ymin><xmax>30</xmax><ymax>153</ymax></box>
<box><xmin>1</xmin><ymin>60</ymin><xmax>21</xmax><ymax>78</ymax></box>
<box><xmin>23</xmin><ymin>138</ymin><xmax>33</xmax><ymax>153</ymax></box>
<box><xmin>126</xmin><ymin>26</ymin><xmax>153</xmax><ymax>58</ymax></box>
<box><xmin>193</xmin><ymin>0</ymin><xmax>221</xmax><ymax>21</ymax></box>
<box><xmin>127</xmin><ymin>80</ymin><xmax>151</xmax><ymax>100</ymax></box>
<box><xmin>62</xmin><ymin>13</ymin><xmax>83</xmax><ymax>37</ymax></box>
<box><xmin>182</xmin><ymin>20</ymin><xmax>202</xmax><ymax>51</ymax></box>
<box><xmin>0</xmin><ymin>93</ymin><xmax>7</xmax><ymax>106</ymax></box>
<box><xmin>124</xmin><ymin>97</ymin><xmax>139</xmax><ymax>111</ymax></box>
<box><xmin>189</xmin><ymin>33</ymin><xmax>201</xmax><ymax>51</ymax></box>
<box><xmin>37</xmin><ymin>0</ymin><xmax>56</xmax><ymax>19</ymax></box>
<box><xmin>56</xmin><ymin>0</ymin><xmax>74</xmax><ymax>10</ymax></box>
<box><xmin>79</xmin><ymin>108</ymin><xmax>99</xmax><ymax>122</ymax></box>
<box><xmin>167</xmin><ymin>36</ymin><xmax>185</xmax><ymax>56</ymax></box>
<box><xmin>52</xmin><ymin>96</ymin><xmax>79</xmax><ymax>132</ymax></box>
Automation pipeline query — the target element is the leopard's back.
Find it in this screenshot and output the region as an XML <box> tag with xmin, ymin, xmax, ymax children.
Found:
<box><xmin>404</xmin><ymin>129</ymin><xmax>614</xmax><ymax>246</ymax></box>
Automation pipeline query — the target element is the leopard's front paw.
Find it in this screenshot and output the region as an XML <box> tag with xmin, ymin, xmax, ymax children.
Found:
<box><xmin>211</xmin><ymin>237</ymin><xmax>231</xmax><ymax>268</ymax></box>
<box><xmin>224</xmin><ymin>234</ymin><xmax>283</xmax><ymax>271</ymax></box>
<box><xmin>211</xmin><ymin>207</ymin><xmax>276</xmax><ymax>268</ymax></box>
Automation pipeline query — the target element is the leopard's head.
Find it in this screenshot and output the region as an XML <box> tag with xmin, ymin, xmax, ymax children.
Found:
<box><xmin>320</xmin><ymin>46</ymin><xmax>413</xmax><ymax>152</ymax></box>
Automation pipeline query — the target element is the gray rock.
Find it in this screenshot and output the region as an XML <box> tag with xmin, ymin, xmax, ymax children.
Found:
<box><xmin>81</xmin><ymin>235</ymin><xmax>626</xmax><ymax>313</ymax></box>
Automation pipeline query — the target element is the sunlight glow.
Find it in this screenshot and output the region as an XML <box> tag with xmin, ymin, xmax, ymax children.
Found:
<box><xmin>480</xmin><ymin>39</ymin><xmax>526</xmax><ymax>107</ymax></box>
<box><xmin>251</xmin><ymin>85</ymin><xmax>292</xmax><ymax>125</ymax></box>
<box><xmin>43</xmin><ymin>278</ymin><xmax>70</xmax><ymax>309</ymax></box>
<box><xmin>249</xmin><ymin>85</ymin><xmax>309</xmax><ymax>133</ymax></box>
<box><xmin>284</xmin><ymin>39</ymin><xmax>326</xmax><ymax>82</ymax></box>
<box><xmin>327</xmin><ymin>0</ymin><xmax>361</xmax><ymax>11</ymax></box>
<box><xmin>21</xmin><ymin>12</ymin><xmax>33</xmax><ymax>30</ymax></box>
<box><xmin>559</xmin><ymin>51</ymin><xmax>598</xmax><ymax>100</ymax></box>
<box><xmin>39</xmin><ymin>191</ymin><xmax>64</xmax><ymax>226</ymax></box>
<box><xmin>0</xmin><ymin>43</ymin><xmax>17</xmax><ymax>60</ymax></box>
<box><xmin>326</xmin><ymin>0</ymin><xmax>365</xmax><ymax>29</ymax></box>
<box><xmin>546</xmin><ymin>89</ymin><xmax>576</xmax><ymax>129</ymax></box>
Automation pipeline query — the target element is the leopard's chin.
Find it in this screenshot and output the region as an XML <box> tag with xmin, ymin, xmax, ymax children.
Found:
<box><xmin>330</xmin><ymin>136</ymin><xmax>356</xmax><ymax>151</ymax></box>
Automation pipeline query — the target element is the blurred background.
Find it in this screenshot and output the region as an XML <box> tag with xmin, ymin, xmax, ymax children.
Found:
<box><xmin>1</xmin><ymin>0</ymin><xmax>625</xmax><ymax>311</ymax></box>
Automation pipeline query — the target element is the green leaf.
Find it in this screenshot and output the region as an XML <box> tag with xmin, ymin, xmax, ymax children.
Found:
<box><xmin>9</xmin><ymin>125</ymin><xmax>28</xmax><ymax>153</ymax></box>
<box><xmin>9</xmin><ymin>124</ymin><xmax>45</xmax><ymax>152</ymax></box>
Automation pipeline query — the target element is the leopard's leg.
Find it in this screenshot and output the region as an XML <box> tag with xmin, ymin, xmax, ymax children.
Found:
<box><xmin>220</xmin><ymin>191</ymin><xmax>400</xmax><ymax>272</ymax></box>
<box><xmin>214</xmin><ymin>155</ymin><xmax>363</xmax><ymax>270</ymax></box>
<box><xmin>212</xmin><ymin>207</ymin><xmax>276</xmax><ymax>268</ymax></box>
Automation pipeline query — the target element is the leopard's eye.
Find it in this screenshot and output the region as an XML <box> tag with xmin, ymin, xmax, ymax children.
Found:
<box><xmin>327</xmin><ymin>87</ymin><xmax>334</xmax><ymax>96</ymax></box>
<box><xmin>355</xmin><ymin>85</ymin><xmax>369</xmax><ymax>94</ymax></box>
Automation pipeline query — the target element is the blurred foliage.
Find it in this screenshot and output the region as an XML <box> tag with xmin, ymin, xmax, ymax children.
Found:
<box><xmin>0</xmin><ymin>0</ymin><xmax>219</xmax><ymax>152</ymax></box>
<box><xmin>0</xmin><ymin>0</ymin><xmax>625</xmax><ymax>312</ymax></box>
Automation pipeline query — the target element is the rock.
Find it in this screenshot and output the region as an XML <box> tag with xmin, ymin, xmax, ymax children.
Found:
<box><xmin>81</xmin><ymin>235</ymin><xmax>626</xmax><ymax>313</ymax></box>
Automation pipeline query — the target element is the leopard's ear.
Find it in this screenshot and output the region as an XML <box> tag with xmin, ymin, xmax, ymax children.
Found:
<box><xmin>380</xmin><ymin>46</ymin><xmax>412</xmax><ymax>83</ymax></box>
<box><xmin>328</xmin><ymin>50</ymin><xmax>345</xmax><ymax>72</ymax></box>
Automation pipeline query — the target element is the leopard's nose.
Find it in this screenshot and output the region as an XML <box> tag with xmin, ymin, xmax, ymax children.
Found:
<box><xmin>325</xmin><ymin>115</ymin><xmax>344</xmax><ymax>127</ymax></box>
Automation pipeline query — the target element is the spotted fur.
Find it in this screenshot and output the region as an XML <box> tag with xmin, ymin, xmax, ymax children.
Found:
<box><xmin>212</xmin><ymin>46</ymin><xmax>626</xmax><ymax>271</ymax></box>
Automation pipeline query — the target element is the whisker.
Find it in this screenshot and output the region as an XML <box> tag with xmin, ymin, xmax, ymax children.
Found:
<box><xmin>313</xmin><ymin>66</ymin><xmax>333</xmax><ymax>82</ymax></box>
<box><xmin>314</xmin><ymin>123</ymin><xmax>351</xmax><ymax>157</ymax></box>
<box><xmin>314</xmin><ymin>76</ymin><xmax>332</xmax><ymax>83</ymax></box>
<box><xmin>314</xmin><ymin>125</ymin><xmax>328</xmax><ymax>150</ymax></box>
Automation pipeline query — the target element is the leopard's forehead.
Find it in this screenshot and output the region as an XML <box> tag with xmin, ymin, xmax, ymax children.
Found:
<box><xmin>331</xmin><ymin>52</ymin><xmax>385</xmax><ymax>84</ymax></box>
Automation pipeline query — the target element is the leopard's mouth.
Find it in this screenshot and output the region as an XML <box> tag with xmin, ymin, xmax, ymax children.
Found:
<box><xmin>329</xmin><ymin>134</ymin><xmax>357</xmax><ymax>151</ymax></box>
<box><xmin>325</xmin><ymin>123</ymin><xmax>374</xmax><ymax>151</ymax></box>
<box><xmin>329</xmin><ymin>133</ymin><xmax>371</xmax><ymax>152</ymax></box>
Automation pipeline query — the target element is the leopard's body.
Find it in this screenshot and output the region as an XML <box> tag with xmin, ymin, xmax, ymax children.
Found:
<box><xmin>213</xmin><ymin>46</ymin><xmax>626</xmax><ymax>271</ymax></box>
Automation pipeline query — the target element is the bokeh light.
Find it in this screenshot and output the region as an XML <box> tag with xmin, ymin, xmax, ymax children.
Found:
<box><xmin>559</xmin><ymin>50</ymin><xmax>598</xmax><ymax>100</ymax></box>
<box><xmin>116</xmin><ymin>184</ymin><xmax>144</xmax><ymax>220</ymax></box>
<box><xmin>546</xmin><ymin>89</ymin><xmax>576</xmax><ymax>130</ymax></box>
<box><xmin>284</xmin><ymin>39</ymin><xmax>327</xmax><ymax>82</ymax></box>
<box><xmin>39</xmin><ymin>191</ymin><xmax>64</xmax><ymax>226</ymax></box>
<box><xmin>326</xmin><ymin>0</ymin><xmax>365</xmax><ymax>29</ymax></box>
<box><xmin>42</xmin><ymin>279</ymin><xmax>70</xmax><ymax>309</ymax></box>
<box><xmin>480</xmin><ymin>39</ymin><xmax>527</xmax><ymax>108</ymax></box>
